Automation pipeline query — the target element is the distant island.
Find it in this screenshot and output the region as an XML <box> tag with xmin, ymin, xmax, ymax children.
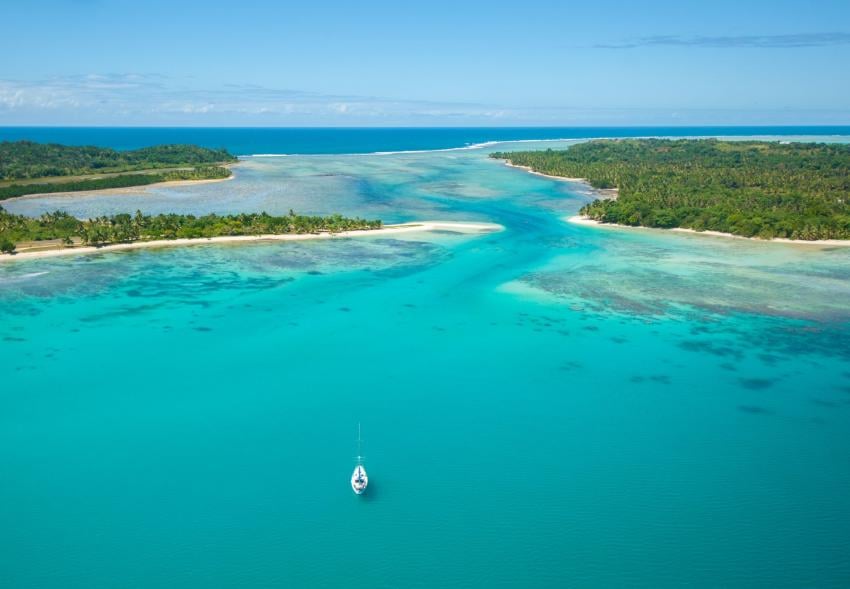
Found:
<box><xmin>0</xmin><ymin>141</ymin><xmax>238</xmax><ymax>200</ymax></box>
<box><xmin>492</xmin><ymin>139</ymin><xmax>850</xmax><ymax>241</ymax></box>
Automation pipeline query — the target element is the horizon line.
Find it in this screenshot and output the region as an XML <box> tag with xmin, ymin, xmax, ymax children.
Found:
<box><xmin>3</xmin><ymin>124</ymin><xmax>850</xmax><ymax>130</ymax></box>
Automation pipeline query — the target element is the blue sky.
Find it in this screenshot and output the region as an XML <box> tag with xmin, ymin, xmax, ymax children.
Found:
<box><xmin>1</xmin><ymin>0</ymin><xmax>849</xmax><ymax>126</ymax></box>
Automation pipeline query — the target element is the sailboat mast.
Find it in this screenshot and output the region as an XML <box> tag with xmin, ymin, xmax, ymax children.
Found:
<box><xmin>351</xmin><ymin>422</ymin><xmax>369</xmax><ymax>495</ymax></box>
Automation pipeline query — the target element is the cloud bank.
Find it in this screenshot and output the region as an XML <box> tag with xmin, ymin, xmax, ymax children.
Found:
<box><xmin>1</xmin><ymin>73</ymin><xmax>848</xmax><ymax>126</ymax></box>
<box><xmin>596</xmin><ymin>32</ymin><xmax>850</xmax><ymax>49</ymax></box>
<box><xmin>0</xmin><ymin>74</ymin><xmax>512</xmax><ymax>126</ymax></box>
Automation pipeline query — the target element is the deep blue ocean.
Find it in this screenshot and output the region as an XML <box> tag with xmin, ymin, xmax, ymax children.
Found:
<box><xmin>2</xmin><ymin>129</ymin><xmax>850</xmax><ymax>587</ymax></box>
<box><xmin>2</xmin><ymin>126</ymin><xmax>850</xmax><ymax>154</ymax></box>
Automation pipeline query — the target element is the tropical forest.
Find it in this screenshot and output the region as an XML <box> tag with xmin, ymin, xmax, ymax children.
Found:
<box><xmin>0</xmin><ymin>207</ymin><xmax>382</xmax><ymax>254</ymax></box>
<box><xmin>0</xmin><ymin>141</ymin><xmax>237</xmax><ymax>199</ymax></box>
<box><xmin>492</xmin><ymin>139</ymin><xmax>850</xmax><ymax>240</ymax></box>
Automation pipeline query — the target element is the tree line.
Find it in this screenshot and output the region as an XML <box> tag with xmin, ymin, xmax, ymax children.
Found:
<box><xmin>0</xmin><ymin>207</ymin><xmax>383</xmax><ymax>254</ymax></box>
<box><xmin>1</xmin><ymin>141</ymin><xmax>237</xmax><ymax>181</ymax></box>
<box><xmin>0</xmin><ymin>166</ymin><xmax>232</xmax><ymax>200</ymax></box>
<box><xmin>492</xmin><ymin>139</ymin><xmax>850</xmax><ymax>240</ymax></box>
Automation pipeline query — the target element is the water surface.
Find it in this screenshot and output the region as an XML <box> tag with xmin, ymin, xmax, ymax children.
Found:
<box><xmin>2</xmin><ymin>136</ymin><xmax>850</xmax><ymax>588</ymax></box>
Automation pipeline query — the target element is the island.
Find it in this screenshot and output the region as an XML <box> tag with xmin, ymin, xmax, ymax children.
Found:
<box><xmin>0</xmin><ymin>206</ymin><xmax>382</xmax><ymax>255</ymax></box>
<box><xmin>492</xmin><ymin>139</ymin><xmax>850</xmax><ymax>241</ymax></box>
<box><xmin>0</xmin><ymin>141</ymin><xmax>238</xmax><ymax>200</ymax></box>
<box><xmin>0</xmin><ymin>205</ymin><xmax>503</xmax><ymax>262</ymax></box>
<box><xmin>0</xmin><ymin>140</ymin><xmax>504</xmax><ymax>261</ymax></box>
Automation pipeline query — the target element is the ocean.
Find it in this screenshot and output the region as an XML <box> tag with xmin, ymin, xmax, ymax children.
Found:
<box><xmin>3</xmin><ymin>125</ymin><xmax>850</xmax><ymax>154</ymax></box>
<box><xmin>1</xmin><ymin>129</ymin><xmax>850</xmax><ymax>587</ymax></box>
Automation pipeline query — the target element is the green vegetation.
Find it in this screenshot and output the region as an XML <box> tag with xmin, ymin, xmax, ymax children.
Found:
<box><xmin>0</xmin><ymin>166</ymin><xmax>232</xmax><ymax>201</ymax></box>
<box><xmin>1</xmin><ymin>142</ymin><xmax>236</xmax><ymax>180</ymax></box>
<box><xmin>0</xmin><ymin>141</ymin><xmax>237</xmax><ymax>200</ymax></box>
<box><xmin>0</xmin><ymin>207</ymin><xmax>382</xmax><ymax>250</ymax></box>
<box><xmin>492</xmin><ymin>139</ymin><xmax>850</xmax><ymax>240</ymax></box>
<box><xmin>0</xmin><ymin>141</ymin><xmax>385</xmax><ymax>255</ymax></box>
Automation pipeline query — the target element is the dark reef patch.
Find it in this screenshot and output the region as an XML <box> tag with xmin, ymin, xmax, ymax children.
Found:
<box><xmin>679</xmin><ymin>339</ymin><xmax>744</xmax><ymax>360</ymax></box>
<box><xmin>630</xmin><ymin>374</ymin><xmax>671</xmax><ymax>385</ymax></box>
<box><xmin>78</xmin><ymin>302</ymin><xmax>166</xmax><ymax>323</ymax></box>
<box><xmin>559</xmin><ymin>361</ymin><xmax>583</xmax><ymax>371</ymax></box>
<box><xmin>739</xmin><ymin>378</ymin><xmax>775</xmax><ymax>391</ymax></box>
<box><xmin>738</xmin><ymin>405</ymin><xmax>774</xmax><ymax>415</ymax></box>
<box><xmin>757</xmin><ymin>353</ymin><xmax>782</xmax><ymax>366</ymax></box>
<box><xmin>811</xmin><ymin>399</ymin><xmax>840</xmax><ymax>408</ymax></box>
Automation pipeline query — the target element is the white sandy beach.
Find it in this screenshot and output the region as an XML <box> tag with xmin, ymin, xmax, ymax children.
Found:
<box><xmin>501</xmin><ymin>161</ymin><xmax>619</xmax><ymax>199</ymax></box>
<box><xmin>502</xmin><ymin>161</ymin><xmax>588</xmax><ymax>183</ymax></box>
<box><xmin>0</xmin><ymin>221</ymin><xmax>504</xmax><ymax>263</ymax></box>
<box><xmin>567</xmin><ymin>215</ymin><xmax>850</xmax><ymax>247</ymax></box>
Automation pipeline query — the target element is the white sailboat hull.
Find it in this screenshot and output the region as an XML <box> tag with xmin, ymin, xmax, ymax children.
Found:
<box><xmin>351</xmin><ymin>464</ymin><xmax>368</xmax><ymax>495</ymax></box>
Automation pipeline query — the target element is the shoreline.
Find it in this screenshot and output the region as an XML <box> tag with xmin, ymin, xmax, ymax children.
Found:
<box><xmin>240</xmin><ymin>133</ymin><xmax>850</xmax><ymax>158</ymax></box>
<box><xmin>502</xmin><ymin>161</ymin><xmax>588</xmax><ymax>184</ymax></box>
<box><xmin>500</xmin><ymin>161</ymin><xmax>619</xmax><ymax>199</ymax></box>
<box><xmin>567</xmin><ymin>215</ymin><xmax>850</xmax><ymax>247</ymax></box>
<box><xmin>0</xmin><ymin>221</ymin><xmax>504</xmax><ymax>263</ymax></box>
<box><xmin>1</xmin><ymin>163</ymin><xmax>238</xmax><ymax>202</ymax></box>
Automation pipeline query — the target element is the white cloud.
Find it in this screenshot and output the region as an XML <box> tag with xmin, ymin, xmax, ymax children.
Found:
<box><xmin>1</xmin><ymin>73</ymin><xmax>848</xmax><ymax>126</ymax></box>
<box><xmin>597</xmin><ymin>32</ymin><xmax>850</xmax><ymax>49</ymax></box>
<box><xmin>0</xmin><ymin>74</ymin><xmax>519</xmax><ymax>125</ymax></box>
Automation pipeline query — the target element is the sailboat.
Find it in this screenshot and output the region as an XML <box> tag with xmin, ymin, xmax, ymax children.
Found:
<box><xmin>351</xmin><ymin>423</ymin><xmax>368</xmax><ymax>495</ymax></box>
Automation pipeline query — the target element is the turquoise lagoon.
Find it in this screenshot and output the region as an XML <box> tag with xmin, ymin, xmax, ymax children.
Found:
<box><xmin>2</xmin><ymin>138</ymin><xmax>850</xmax><ymax>587</ymax></box>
